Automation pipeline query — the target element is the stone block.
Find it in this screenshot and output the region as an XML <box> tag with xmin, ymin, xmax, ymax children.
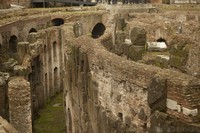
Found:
<box><xmin>17</xmin><ymin>42</ymin><xmax>29</xmax><ymax>64</ymax></box>
<box><xmin>129</xmin><ymin>45</ymin><xmax>145</xmax><ymax>61</ymax></box>
<box><xmin>147</xmin><ymin>42</ymin><xmax>167</xmax><ymax>52</ymax></box>
<box><xmin>169</xmin><ymin>36</ymin><xmax>190</xmax><ymax>71</ymax></box>
<box><xmin>138</xmin><ymin>108</ymin><xmax>147</xmax><ymax>121</ymax></box>
<box><xmin>13</xmin><ymin>65</ymin><xmax>27</xmax><ymax>76</ymax></box>
<box><xmin>100</xmin><ymin>33</ymin><xmax>113</xmax><ymax>51</ymax></box>
<box><xmin>115</xmin><ymin>18</ymin><xmax>126</xmax><ymax>31</ymax></box>
<box><xmin>170</xmin><ymin>55</ymin><xmax>188</xmax><ymax>72</ymax></box>
<box><xmin>130</xmin><ymin>27</ymin><xmax>146</xmax><ymax>46</ymax></box>
<box><xmin>150</xmin><ymin>111</ymin><xmax>200</xmax><ymax>133</ymax></box>
<box><xmin>123</xmin><ymin>39</ymin><xmax>132</xmax><ymax>57</ymax></box>
<box><xmin>27</xmin><ymin>33</ymin><xmax>39</xmax><ymax>44</ymax></box>
<box><xmin>182</xmin><ymin>107</ymin><xmax>198</xmax><ymax>116</ymax></box>
<box><xmin>3</xmin><ymin>58</ymin><xmax>18</xmax><ymax>72</ymax></box>
<box><xmin>166</xmin><ymin>98</ymin><xmax>178</xmax><ymax>111</ymax></box>
<box><xmin>115</xmin><ymin>31</ymin><xmax>126</xmax><ymax>55</ymax></box>
<box><xmin>154</xmin><ymin>55</ymin><xmax>170</xmax><ymax>68</ymax></box>
<box><xmin>73</xmin><ymin>22</ymin><xmax>83</xmax><ymax>38</ymax></box>
<box><xmin>147</xmin><ymin>75</ymin><xmax>167</xmax><ymax>112</ymax></box>
<box><xmin>8</xmin><ymin>77</ymin><xmax>32</xmax><ymax>133</ymax></box>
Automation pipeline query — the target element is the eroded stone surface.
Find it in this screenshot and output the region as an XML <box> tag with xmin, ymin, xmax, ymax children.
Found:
<box><xmin>8</xmin><ymin>77</ymin><xmax>32</xmax><ymax>133</ymax></box>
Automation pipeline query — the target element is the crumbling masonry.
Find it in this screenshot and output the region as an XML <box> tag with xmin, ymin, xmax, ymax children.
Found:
<box><xmin>0</xmin><ymin>5</ymin><xmax>200</xmax><ymax>133</ymax></box>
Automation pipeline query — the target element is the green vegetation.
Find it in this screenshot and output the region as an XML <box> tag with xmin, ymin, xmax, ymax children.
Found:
<box><xmin>33</xmin><ymin>93</ymin><xmax>66</xmax><ymax>133</ymax></box>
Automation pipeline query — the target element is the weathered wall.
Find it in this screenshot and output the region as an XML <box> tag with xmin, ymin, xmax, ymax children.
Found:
<box><xmin>64</xmin><ymin>34</ymin><xmax>200</xmax><ymax>133</ymax></box>
<box><xmin>8</xmin><ymin>77</ymin><xmax>32</xmax><ymax>133</ymax></box>
<box><xmin>0</xmin><ymin>72</ymin><xmax>9</xmax><ymax>120</ymax></box>
<box><xmin>0</xmin><ymin>0</ymin><xmax>10</xmax><ymax>9</ymax></box>
<box><xmin>11</xmin><ymin>0</ymin><xmax>31</xmax><ymax>7</ymax></box>
<box><xmin>170</xmin><ymin>0</ymin><xmax>200</xmax><ymax>3</ymax></box>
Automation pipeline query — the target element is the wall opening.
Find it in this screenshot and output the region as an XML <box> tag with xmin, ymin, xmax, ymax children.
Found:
<box><xmin>53</xmin><ymin>41</ymin><xmax>57</xmax><ymax>62</ymax></box>
<box><xmin>51</xmin><ymin>18</ymin><xmax>64</xmax><ymax>26</ymax></box>
<box><xmin>91</xmin><ymin>23</ymin><xmax>106</xmax><ymax>39</ymax></box>
<box><xmin>157</xmin><ymin>38</ymin><xmax>166</xmax><ymax>43</ymax></box>
<box><xmin>67</xmin><ymin>109</ymin><xmax>72</xmax><ymax>133</ymax></box>
<box><xmin>29</xmin><ymin>55</ymin><xmax>42</xmax><ymax>120</ymax></box>
<box><xmin>9</xmin><ymin>35</ymin><xmax>18</xmax><ymax>53</ymax></box>
<box><xmin>29</xmin><ymin>28</ymin><xmax>37</xmax><ymax>33</ymax></box>
<box><xmin>54</xmin><ymin>67</ymin><xmax>58</xmax><ymax>93</ymax></box>
<box><xmin>44</xmin><ymin>73</ymin><xmax>48</xmax><ymax>101</ymax></box>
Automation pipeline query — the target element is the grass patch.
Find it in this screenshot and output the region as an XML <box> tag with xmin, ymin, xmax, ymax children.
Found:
<box><xmin>33</xmin><ymin>93</ymin><xmax>66</xmax><ymax>133</ymax></box>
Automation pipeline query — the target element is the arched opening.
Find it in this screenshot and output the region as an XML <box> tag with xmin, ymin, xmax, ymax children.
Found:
<box><xmin>156</xmin><ymin>37</ymin><xmax>168</xmax><ymax>47</ymax></box>
<box><xmin>54</xmin><ymin>67</ymin><xmax>59</xmax><ymax>93</ymax></box>
<box><xmin>67</xmin><ymin>109</ymin><xmax>72</xmax><ymax>133</ymax></box>
<box><xmin>157</xmin><ymin>38</ymin><xmax>167</xmax><ymax>44</ymax></box>
<box><xmin>29</xmin><ymin>28</ymin><xmax>37</xmax><ymax>33</ymax></box>
<box><xmin>51</xmin><ymin>18</ymin><xmax>64</xmax><ymax>26</ymax></box>
<box><xmin>92</xmin><ymin>23</ymin><xmax>106</xmax><ymax>39</ymax></box>
<box><xmin>44</xmin><ymin>45</ymin><xmax>47</xmax><ymax>65</ymax></box>
<box><xmin>53</xmin><ymin>41</ymin><xmax>57</xmax><ymax>62</ymax></box>
<box><xmin>9</xmin><ymin>35</ymin><xmax>18</xmax><ymax>53</ymax></box>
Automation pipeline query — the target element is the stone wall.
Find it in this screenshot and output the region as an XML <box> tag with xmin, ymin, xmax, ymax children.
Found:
<box><xmin>170</xmin><ymin>0</ymin><xmax>200</xmax><ymax>3</ymax></box>
<box><xmin>0</xmin><ymin>72</ymin><xmax>9</xmax><ymax>120</ymax></box>
<box><xmin>0</xmin><ymin>0</ymin><xmax>10</xmax><ymax>9</ymax></box>
<box><xmin>8</xmin><ymin>77</ymin><xmax>32</xmax><ymax>133</ymax></box>
<box><xmin>11</xmin><ymin>0</ymin><xmax>31</xmax><ymax>7</ymax></box>
<box><xmin>64</xmin><ymin>33</ymin><xmax>200</xmax><ymax>132</ymax></box>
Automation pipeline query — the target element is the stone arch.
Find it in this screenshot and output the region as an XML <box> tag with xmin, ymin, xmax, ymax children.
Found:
<box><xmin>91</xmin><ymin>23</ymin><xmax>106</xmax><ymax>39</ymax></box>
<box><xmin>11</xmin><ymin>27</ymin><xmax>19</xmax><ymax>38</ymax></box>
<box><xmin>51</xmin><ymin>18</ymin><xmax>64</xmax><ymax>26</ymax></box>
<box><xmin>23</xmin><ymin>23</ymin><xmax>37</xmax><ymax>41</ymax></box>
<box><xmin>29</xmin><ymin>28</ymin><xmax>37</xmax><ymax>33</ymax></box>
<box><xmin>9</xmin><ymin>35</ymin><xmax>18</xmax><ymax>53</ymax></box>
<box><xmin>67</xmin><ymin>108</ymin><xmax>72</xmax><ymax>133</ymax></box>
<box><xmin>157</xmin><ymin>37</ymin><xmax>167</xmax><ymax>45</ymax></box>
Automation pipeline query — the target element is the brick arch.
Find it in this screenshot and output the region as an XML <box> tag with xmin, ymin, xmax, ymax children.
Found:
<box><xmin>11</xmin><ymin>27</ymin><xmax>19</xmax><ymax>38</ymax></box>
<box><xmin>51</xmin><ymin>18</ymin><xmax>64</xmax><ymax>26</ymax></box>
<box><xmin>9</xmin><ymin>35</ymin><xmax>18</xmax><ymax>53</ymax></box>
<box><xmin>91</xmin><ymin>23</ymin><xmax>106</xmax><ymax>39</ymax></box>
<box><xmin>155</xmin><ymin>28</ymin><xmax>169</xmax><ymax>45</ymax></box>
<box><xmin>29</xmin><ymin>28</ymin><xmax>37</xmax><ymax>33</ymax></box>
<box><xmin>23</xmin><ymin>22</ymin><xmax>37</xmax><ymax>41</ymax></box>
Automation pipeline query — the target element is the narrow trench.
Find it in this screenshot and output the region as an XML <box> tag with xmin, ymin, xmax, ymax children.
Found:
<box><xmin>33</xmin><ymin>92</ymin><xmax>66</xmax><ymax>133</ymax></box>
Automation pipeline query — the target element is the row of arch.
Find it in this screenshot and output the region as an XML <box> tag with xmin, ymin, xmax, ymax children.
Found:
<box><xmin>0</xmin><ymin>18</ymin><xmax>66</xmax><ymax>55</ymax></box>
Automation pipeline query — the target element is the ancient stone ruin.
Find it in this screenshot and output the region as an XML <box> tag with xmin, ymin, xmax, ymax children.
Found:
<box><xmin>0</xmin><ymin>3</ymin><xmax>200</xmax><ymax>133</ymax></box>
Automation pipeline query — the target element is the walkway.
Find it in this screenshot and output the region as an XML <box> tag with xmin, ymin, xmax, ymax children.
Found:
<box><xmin>33</xmin><ymin>93</ymin><xmax>66</xmax><ymax>133</ymax></box>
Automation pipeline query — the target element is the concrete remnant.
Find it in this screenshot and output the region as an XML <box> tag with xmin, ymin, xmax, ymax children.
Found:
<box><xmin>130</xmin><ymin>27</ymin><xmax>146</xmax><ymax>46</ymax></box>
